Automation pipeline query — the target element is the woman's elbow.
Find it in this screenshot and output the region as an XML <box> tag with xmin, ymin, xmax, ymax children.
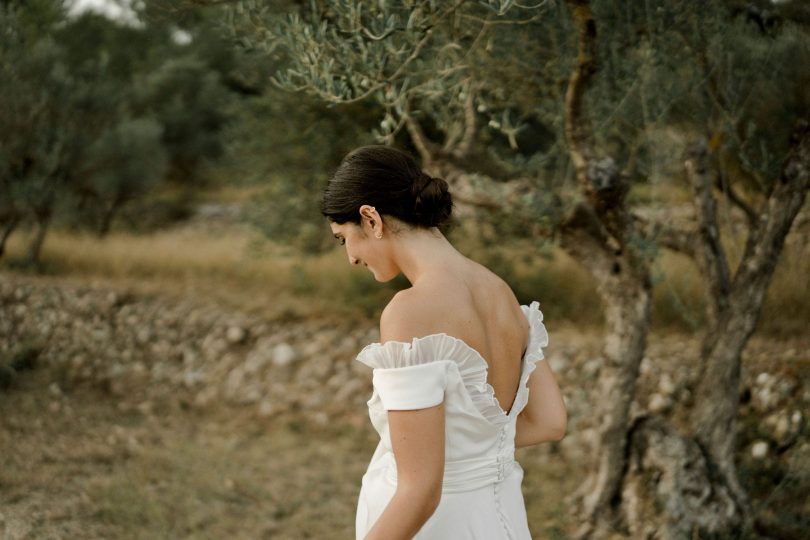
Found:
<box><xmin>551</xmin><ymin>408</ymin><xmax>568</xmax><ymax>441</ymax></box>
<box><xmin>424</xmin><ymin>474</ymin><xmax>443</xmax><ymax>514</ymax></box>
<box><xmin>425</xmin><ymin>485</ymin><xmax>442</xmax><ymax>516</ymax></box>
<box><xmin>549</xmin><ymin>423</ymin><xmax>567</xmax><ymax>441</ymax></box>
<box><xmin>400</xmin><ymin>478</ymin><xmax>442</xmax><ymax>519</ymax></box>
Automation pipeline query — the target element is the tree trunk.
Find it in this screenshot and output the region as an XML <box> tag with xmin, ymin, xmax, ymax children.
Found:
<box><xmin>98</xmin><ymin>197</ymin><xmax>123</xmax><ymax>238</ymax></box>
<box><xmin>0</xmin><ymin>214</ymin><xmax>20</xmax><ymax>259</ymax></box>
<box><xmin>26</xmin><ymin>212</ymin><xmax>51</xmax><ymax>265</ymax></box>
<box><xmin>560</xmin><ymin>208</ymin><xmax>652</xmax><ymax>540</ymax></box>
<box><xmin>689</xmin><ymin>121</ymin><xmax>810</xmax><ymax>532</ymax></box>
<box><xmin>558</xmin><ymin>3</ymin><xmax>659</xmax><ymax>536</ymax></box>
<box><xmin>621</xmin><ymin>416</ymin><xmax>743</xmax><ymax>539</ymax></box>
<box><xmin>616</xmin><ymin>123</ymin><xmax>810</xmax><ymax>539</ymax></box>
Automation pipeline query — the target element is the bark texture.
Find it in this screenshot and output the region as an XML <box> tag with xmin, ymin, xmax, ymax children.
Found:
<box><xmin>561</xmin><ymin>211</ymin><xmax>652</xmax><ymax>540</ymax></box>
<box><xmin>622</xmin><ymin>416</ymin><xmax>742</xmax><ymax>539</ymax></box>
<box><xmin>688</xmin><ymin>121</ymin><xmax>810</xmax><ymax>531</ymax></box>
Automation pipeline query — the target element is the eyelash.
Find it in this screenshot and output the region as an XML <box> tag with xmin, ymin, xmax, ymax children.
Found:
<box><xmin>339</xmin><ymin>238</ymin><xmax>345</xmax><ymax>245</ymax></box>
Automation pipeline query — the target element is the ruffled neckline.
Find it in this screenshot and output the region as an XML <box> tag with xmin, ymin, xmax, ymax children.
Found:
<box><xmin>355</xmin><ymin>301</ymin><xmax>548</xmax><ymax>425</ymax></box>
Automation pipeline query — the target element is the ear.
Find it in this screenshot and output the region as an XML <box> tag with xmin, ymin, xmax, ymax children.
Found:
<box><xmin>358</xmin><ymin>204</ymin><xmax>377</xmax><ymax>225</ymax></box>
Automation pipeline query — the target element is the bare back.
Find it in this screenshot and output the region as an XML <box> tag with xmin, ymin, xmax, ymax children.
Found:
<box><xmin>392</xmin><ymin>258</ymin><xmax>530</xmax><ymax>414</ymax></box>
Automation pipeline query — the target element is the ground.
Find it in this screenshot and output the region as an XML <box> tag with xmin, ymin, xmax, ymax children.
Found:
<box><xmin>1</xmin><ymin>271</ymin><xmax>808</xmax><ymax>539</ymax></box>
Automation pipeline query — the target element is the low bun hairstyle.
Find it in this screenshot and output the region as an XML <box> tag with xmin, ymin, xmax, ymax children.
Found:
<box><xmin>320</xmin><ymin>145</ymin><xmax>453</xmax><ymax>229</ymax></box>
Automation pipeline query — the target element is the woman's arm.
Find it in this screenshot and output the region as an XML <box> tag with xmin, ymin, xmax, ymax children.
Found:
<box><xmin>515</xmin><ymin>358</ymin><xmax>567</xmax><ymax>448</ymax></box>
<box><xmin>364</xmin><ymin>403</ymin><xmax>445</xmax><ymax>540</ymax></box>
<box><xmin>364</xmin><ymin>290</ymin><xmax>448</xmax><ymax>539</ymax></box>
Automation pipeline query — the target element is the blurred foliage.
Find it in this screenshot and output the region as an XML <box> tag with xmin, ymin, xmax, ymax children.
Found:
<box><xmin>228</xmin><ymin>87</ymin><xmax>380</xmax><ymax>254</ymax></box>
<box><xmin>0</xmin><ymin>0</ymin><xmax>238</xmax><ymax>261</ymax></box>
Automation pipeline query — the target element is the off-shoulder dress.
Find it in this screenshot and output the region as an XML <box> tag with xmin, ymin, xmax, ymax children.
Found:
<box><xmin>354</xmin><ymin>301</ymin><xmax>549</xmax><ymax>539</ymax></box>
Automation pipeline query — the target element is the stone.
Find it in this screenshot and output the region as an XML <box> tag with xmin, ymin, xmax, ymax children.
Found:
<box><xmin>648</xmin><ymin>393</ymin><xmax>673</xmax><ymax>414</ymax></box>
<box><xmin>334</xmin><ymin>378</ymin><xmax>365</xmax><ymax>403</ymax></box>
<box><xmin>765</xmin><ymin>409</ymin><xmax>804</xmax><ymax>447</ymax></box>
<box><xmin>137</xmin><ymin>401</ymin><xmax>154</xmax><ymax>415</ymax></box>
<box><xmin>226</xmin><ymin>326</ymin><xmax>247</xmax><ymax>344</ymax></box>
<box><xmin>225</xmin><ymin>366</ymin><xmax>246</xmax><ymax>397</ymax></box>
<box><xmin>182</xmin><ymin>370</ymin><xmax>206</xmax><ymax>389</ymax></box>
<box><xmin>311</xmin><ymin>411</ymin><xmax>330</xmax><ymax>426</ymax></box>
<box><xmin>258</xmin><ymin>399</ymin><xmax>276</xmax><ymax>417</ymax></box>
<box><xmin>751</xmin><ymin>440</ymin><xmax>769</xmax><ymax>459</ymax></box>
<box><xmin>582</xmin><ymin>358</ymin><xmax>601</xmax><ymax>379</ymax></box>
<box><xmin>302</xmin><ymin>390</ymin><xmax>328</xmax><ymax>410</ymax></box>
<box><xmin>658</xmin><ymin>373</ymin><xmax>675</xmax><ymax>396</ymax></box>
<box><xmin>271</xmin><ymin>343</ymin><xmax>296</xmax><ymax>367</ymax></box>
<box><xmin>136</xmin><ymin>328</ymin><xmax>153</xmax><ymax>345</ymax></box>
<box><xmin>194</xmin><ymin>387</ymin><xmax>218</xmax><ymax>408</ymax></box>
<box><xmin>245</xmin><ymin>339</ymin><xmax>275</xmax><ymax>374</ymax></box>
<box><xmin>238</xmin><ymin>386</ymin><xmax>262</xmax><ymax>405</ymax></box>
<box><xmin>548</xmin><ymin>353</ymin><xmax>569</xmax><ymax>374</ymax></box>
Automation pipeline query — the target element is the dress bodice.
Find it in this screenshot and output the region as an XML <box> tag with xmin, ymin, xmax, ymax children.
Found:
<box><xmin>355</xmin><ymin>301</ymin><xmax>549</xmax><ymax>494</ymax></box>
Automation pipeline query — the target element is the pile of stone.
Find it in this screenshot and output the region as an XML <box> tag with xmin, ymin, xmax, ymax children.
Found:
<box><xmin>0</xmin><ymin>277</ymin><xmax>376</xmax><ymax>425</ymax></box>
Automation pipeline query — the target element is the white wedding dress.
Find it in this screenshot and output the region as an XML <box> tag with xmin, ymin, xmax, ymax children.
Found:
<box><xmin>354</xmin><ymin>301</ymin><xmax>549</xmax><ymax>539</ymax></box>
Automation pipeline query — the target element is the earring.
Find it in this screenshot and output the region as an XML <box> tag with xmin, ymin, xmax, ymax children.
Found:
<box><xmin>375</xmin><ymin>232</ymin><xmax>383</xmax><ymax>239</ymax></box>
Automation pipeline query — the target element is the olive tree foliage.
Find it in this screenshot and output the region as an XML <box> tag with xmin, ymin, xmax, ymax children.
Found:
<box><xmin>225</xmin><ymin>0</ymin><xmax>563</xmax><ymax>245</ymax></box>
<box><xmin>226</xmin><ymin>0</ymin><xmax>808</xmax><ymax>247</ymax></box>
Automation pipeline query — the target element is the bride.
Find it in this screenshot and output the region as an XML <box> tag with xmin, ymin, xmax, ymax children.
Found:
<box><xmin>321</xmin><ymin>145</ymin><xmax>567</xmax><ymax>540</ymax></box>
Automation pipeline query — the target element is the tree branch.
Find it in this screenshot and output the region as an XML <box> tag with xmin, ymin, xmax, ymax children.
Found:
<box><xmin>631</xmin><ymin>210</ymin><xmax>697</xmax><ymax>257</ymax></box>
<box><xmin>732</xmin><ymin>120</ymin><xmax>810</xmax><ymax>296</ymax></box>
<box><xmin>453</xmin><ymin>81</ymin><xmax>477</xmax><ymax>159</ymax></box>
<box><xmin>563</xmin><ymin>0</ymin><xmax>597</xmax><ymax>189</ymax></box>
<box><xmin>714</xmin><ymin>172</ymin><xmax>758</xmax><ymax>228</ymax></box>
<box><xmin>405</xmin><ymin>114</ymin><xmax>443</xmax><ymax>166</ymax></box>
<box><xmin>685</xmin><ymin>138</ymin><xmax>731</xmax><ymax>326</ymax></box>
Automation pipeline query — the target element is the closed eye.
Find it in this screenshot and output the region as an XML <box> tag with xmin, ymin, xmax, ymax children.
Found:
<box><xmin>334</xmin><ymin>235</ymin><xmax>345</xmax><ymax>245</ymax></box>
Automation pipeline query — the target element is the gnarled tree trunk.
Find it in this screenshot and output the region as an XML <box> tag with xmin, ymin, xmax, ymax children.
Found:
<box><xmin>688</xmin><ymin>121</ymin><xmax>810</xmax><ymax>532</ymax></box>
<box><xmin>560</xmin><ymin>206</ymin><xmax>652</xmax><ymax>539</ymax></box>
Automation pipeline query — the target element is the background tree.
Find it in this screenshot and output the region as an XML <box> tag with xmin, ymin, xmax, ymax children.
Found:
<box><xmin>0</xmin><ymin>0</ymin><xmax>238</xmax><ymax>260</ymax></box>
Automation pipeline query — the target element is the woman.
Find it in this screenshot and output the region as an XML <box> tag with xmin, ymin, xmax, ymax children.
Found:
<box><xmin>321</xmin><ymin>145</ymin><xmax>567</xmax><ymax>540</ymax></box>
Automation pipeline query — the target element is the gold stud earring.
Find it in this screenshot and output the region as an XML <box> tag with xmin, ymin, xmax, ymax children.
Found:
<box><xmin>375</xmin><ymin>233</ymin><xmax>382</xmax><ymax>239</ymax></box>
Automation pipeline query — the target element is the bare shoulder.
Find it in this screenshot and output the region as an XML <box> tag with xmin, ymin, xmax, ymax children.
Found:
<box><xmin>380</xmin><ymin>255</ymin><xmax>525</xmax><ymax>345</ymax></box>
<box><xmin>380</xmin><ymin>287</ymin><xmax>446</xmax><ymax>344</ymax></box>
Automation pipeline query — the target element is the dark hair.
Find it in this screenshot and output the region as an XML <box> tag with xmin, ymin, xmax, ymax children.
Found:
<box><xmin>320</xmin><ymin>145</ymin><xmax>453</xmax><ymax>229</ymax></box>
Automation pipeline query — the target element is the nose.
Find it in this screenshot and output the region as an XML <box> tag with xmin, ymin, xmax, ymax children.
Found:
<box><xmin>350</xmin><ymin>256</ymin><xmax>360</xmax><ymax>265</ymax></box>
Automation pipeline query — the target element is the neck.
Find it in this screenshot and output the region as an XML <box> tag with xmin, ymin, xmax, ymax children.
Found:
<box><xmin>391</xmin><ymin>227</ymin><xmax>465</xmax><ymax>285</ymax></box>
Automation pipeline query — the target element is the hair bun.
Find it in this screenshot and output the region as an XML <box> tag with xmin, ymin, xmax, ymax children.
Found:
<box><xmin>321</xmin><ymin>145</ymin><xmax>454</xmax><ymax>230</ymax></box>
<box><xmin>411</xmin><ymin>172</ymin><xmax>453</xmax><ymax>228</ymax></box>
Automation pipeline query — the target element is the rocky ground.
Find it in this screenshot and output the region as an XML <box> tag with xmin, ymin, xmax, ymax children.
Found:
<box><xmin>1</xmin><ymin>271</ymin><xmax>809</xmax><ymax>538</ymax></box>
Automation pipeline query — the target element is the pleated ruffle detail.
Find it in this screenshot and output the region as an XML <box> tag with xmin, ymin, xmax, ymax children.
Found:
<box><xmin>510</xmin><ymin>301</ymin><xmax>549</xmax><ymax>418</ymax></box>
<box><xmin>355</xmin><ymin>301</ymin><xmax>548</xmax><ymax>424</ymax></box>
